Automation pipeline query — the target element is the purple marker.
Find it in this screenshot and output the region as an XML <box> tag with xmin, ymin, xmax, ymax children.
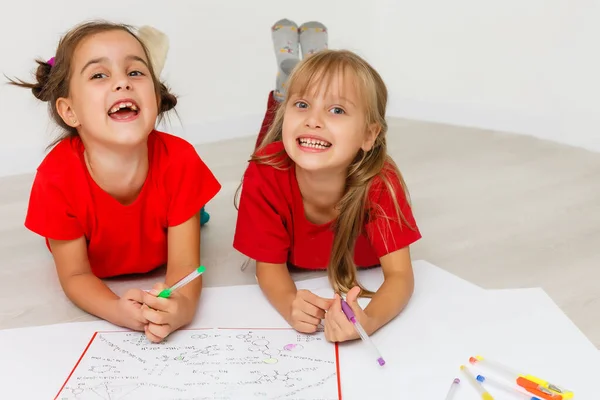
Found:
<box><xmin>340</xmin><ymin>299</ymin><xmax>385</xmax><ymax>366</ymax></box>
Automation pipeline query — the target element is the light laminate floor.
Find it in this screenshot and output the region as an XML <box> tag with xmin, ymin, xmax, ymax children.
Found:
<box><xmin>1</xmin><ymin>117</ymin><xmax>599</xmax><ymax>348</ymax></box>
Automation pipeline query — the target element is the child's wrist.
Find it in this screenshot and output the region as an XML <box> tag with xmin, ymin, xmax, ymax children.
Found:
<box><xmin>179</xmin><ymin>295</ymin><xmax>198</xmax><ymax>326</ymax></box>
<box><xmin>282</xmin><ymin>291</ymin><xmax>298</xmax><ymax>325</ymax></box>
<box><xmin>362</xmin><ymin>311</ymin><xmax>379</xmax><ymax>336</ymax></box>
<box><xmin>107</xmin><ymin>298</ymin><xmax>126</xmax><ymax>328</ymax></box>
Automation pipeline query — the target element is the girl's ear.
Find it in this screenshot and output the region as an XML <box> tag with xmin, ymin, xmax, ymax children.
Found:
<box><xmin>361</xmin><ymin>122</ymin><xmax>381</xmax><ymax>152</ymax></box>
<box><xmin>56</xmin><ymin>97</ymin><xmax>80</xmax><ymax>128</ymax></box>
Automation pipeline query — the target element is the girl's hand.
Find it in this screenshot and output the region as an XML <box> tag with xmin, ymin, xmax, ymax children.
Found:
<box><xmin>115</xmin><ymin>288</ymin><xmax>149</xmax><ymax>331</ymax></box>
<box><xmin>289</xmin><ymin>290</ymin><xmax>333</xmax><ymax>333</ymax></box>
<box><xmin>324</xmin><ymin>286</ymin><xmax>370</xmax><ymax>343</ymax></box>
<box><xmin>140</xmin><ymin>283</ymin><xmax>196</xmax><ymax>343</ymax></box>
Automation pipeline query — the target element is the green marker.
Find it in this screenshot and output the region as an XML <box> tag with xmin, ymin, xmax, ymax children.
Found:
<box><xmin>157</xmin><ymin>265</ymin><xmax>206</xmax><ymax>298</ymax></box>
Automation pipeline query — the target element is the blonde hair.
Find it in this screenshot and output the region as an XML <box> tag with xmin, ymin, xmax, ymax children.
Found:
<box><xmin>239</xmin><ymin>49</ymin><xmax>416</xmax><ymax>297</ymax></box>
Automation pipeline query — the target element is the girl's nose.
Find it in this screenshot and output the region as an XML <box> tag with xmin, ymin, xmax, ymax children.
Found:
<box><xmin>113</xmin><ymin>75</ymin><xmax>132</xmax><ymax>92</ymax></box>
<box><xmin>305</xmin><ymin>110</ymin><xmax>323</xmax><ymax>129</ymax></box>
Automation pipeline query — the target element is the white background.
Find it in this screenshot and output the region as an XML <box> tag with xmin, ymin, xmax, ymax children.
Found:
<box><xmin>1</xmin><ymin>1</ymin><xmax>598</xmax><ymax>177</ymax></box>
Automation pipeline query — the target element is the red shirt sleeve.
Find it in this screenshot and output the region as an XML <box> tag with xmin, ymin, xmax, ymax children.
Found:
<box><xmin>24</xmin><ymin>170</ymin><xmax>84</xmax><ymax>241</ymax></box>
<box><xmin>233</xmin><ymin>162</ymin><xmax>290</xmax><ymax>264</ymax></box>
<box><xmin>365</xmin><ymin>168</ymin><xmax>422</xmax><ymax>257</ymax></box>
<box><xmin>164</xmin><ymin>142</ymin><xmax>221</xmax><ymax>227</ymax></box>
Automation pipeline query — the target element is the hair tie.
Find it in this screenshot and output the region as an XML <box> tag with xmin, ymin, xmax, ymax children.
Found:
<box><xmin>47</xmin><ymin>57</ymin><xmax>55</xmax><ymax>67</ymax></box>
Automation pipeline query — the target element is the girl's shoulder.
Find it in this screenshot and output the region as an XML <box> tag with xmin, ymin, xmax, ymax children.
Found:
<box><xmin>253</xmin><ymin>140</ymin><xmax>288</xmax><ymax>159</ymax></box>
<box><xmin>150</xmin><ymin>129</ymin><xmax>198</xmax><ymax>156</ymax></box>
<box><xmin>369</xmin><ymin>161</ymin><xmax>404</xmax><ymax>192</ymax></box>
<box><xmin>366</xmin><ymin>160</ymin><xmax>411</xmax><ymax>209</ymax></box>
<box><xmin>36</xmin><ymin>135</ymin><xmax>85</xmax><ymax>182</ymax></box>
<box><xmin>148</xmin><ymin>130</ymin><xmax>208</xmax><ymax>174</ymax></box>
<box><xmin>246</xmin><ymin>141</ymin><xmax>292</xmax><ymax>176</ymax></box>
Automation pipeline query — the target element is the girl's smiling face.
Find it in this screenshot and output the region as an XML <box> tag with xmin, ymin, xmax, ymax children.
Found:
<box><xmin>56</xmin><ymin>29</ymin><xmax>159</xmax><ymax>148</ymax></box>
<box><xmin>282</xmin><ymin>68</ymin><xmax>378</xmax><ymax>173</ymax></box>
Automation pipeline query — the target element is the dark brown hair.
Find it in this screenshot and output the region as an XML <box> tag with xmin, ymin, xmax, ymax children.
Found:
<box><xmin>6</xmin><ymin>20</ymin><xmax>177</xmax><ymax>148</ymax></box>
<box><xmin>236</xmin><ymin>50</ymin><xmax>418</xmax><ymax>297</ymax></box>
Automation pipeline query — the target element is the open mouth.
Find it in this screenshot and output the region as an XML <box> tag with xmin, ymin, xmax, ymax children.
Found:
<box><xmin>108</xmin><ymin>100</ymin><xmax>140</xmax><ymax>120</ymax></box>
<box><xmin>297</xmin><ymin>137</ymin><xmax>332</xmax><ymax>150</ymax></box>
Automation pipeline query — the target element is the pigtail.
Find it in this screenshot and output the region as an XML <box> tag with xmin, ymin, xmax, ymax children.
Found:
<box><xmin>7</xmin><ymin>53</ymin><xmax>81</xmax><ymax>149</ymax></box>
<box><xmin>7</xmin><ymin>58</ymin><xmax>54</xmax><ymax>102</ymax></box>
<box><xmin>31</xmin><ymin>59</ymin><xmax>54</xmax><ymax>101</ymax></box>
<box><xmin>136</xmin><ymin>25</ymin><xmax>177</xmax><ymax>121</ymax></box>
<box><xmin>158</xmin><ymin>83</ymin><xmax>177</xmax><ymax>112</ymax></box>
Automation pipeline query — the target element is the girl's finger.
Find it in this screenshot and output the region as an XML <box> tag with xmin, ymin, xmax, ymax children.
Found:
<box><xmin>144</xmin><ymin>325</ymin><xmax>164</xmax><ymax>343</ymax></box>
<box><xmin>141</xmin><ymin>307</ymin><xmax>168</xmax><ymax>325</ymax></box>
<box><xmin>294</xmin><ymin>321</ymin><xmax>319</xmax><ymax>334</ymax></box>
<box><xmin>325</xmin><ymin>312</ymin><xmax>343</xmax><ymax>341</ymax></box>
<box><xmin>298</xmin><ymin>299</ymin><xmax>325</xmax><ymax>319</ymax></box>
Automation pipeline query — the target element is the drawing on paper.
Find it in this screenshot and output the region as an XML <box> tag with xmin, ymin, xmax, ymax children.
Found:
<box><xmin>55</xmin><ymin>328</ymin><xmax>340</xmax><ymax>400</ymax></box>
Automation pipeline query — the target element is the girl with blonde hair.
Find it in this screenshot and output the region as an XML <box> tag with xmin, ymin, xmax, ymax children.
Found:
<box><xmin>234</xmin><ymin>20</ymin><xmax>421</xmax><ymax>343</ymax></box>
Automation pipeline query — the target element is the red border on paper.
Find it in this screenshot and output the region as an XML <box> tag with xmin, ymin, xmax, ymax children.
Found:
<box><xmin>54</xmin><ymin>327</ymin><xmax>342</xmax><ymax>400</ymax></box>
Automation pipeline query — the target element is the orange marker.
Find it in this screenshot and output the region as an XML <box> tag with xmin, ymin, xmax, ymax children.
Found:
<box><xmin>469</xmin><ymin>356</ymin><xmax>572</xmax><ymax>400</ymax></box>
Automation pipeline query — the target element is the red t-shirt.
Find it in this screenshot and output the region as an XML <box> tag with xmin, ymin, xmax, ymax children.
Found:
<box><xmin>233</xmin><ymin>141</ymin><xmax>422</xmax><ymax>269</ymax></box>
<box><xmin>25</xmin><ymin>130</ymin><xmax>221</xmax><ymax>278</ymax></box>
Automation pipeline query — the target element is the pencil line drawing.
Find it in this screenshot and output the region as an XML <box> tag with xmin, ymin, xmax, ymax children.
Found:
<box><xmin>55</xmin><ymin>328</ymin><xmax>340</xmax><ymax>400</ymax></box>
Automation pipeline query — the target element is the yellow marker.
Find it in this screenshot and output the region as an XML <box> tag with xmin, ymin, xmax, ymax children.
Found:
<box><xmin>460</xmin><ymin>365</ymin><xmax>495</xmax><ymax>400</ymax></box>
<box><xmin>470</xmin><ymin>356</ymin><xmax>573</xmax><ymax>400</ymax></box>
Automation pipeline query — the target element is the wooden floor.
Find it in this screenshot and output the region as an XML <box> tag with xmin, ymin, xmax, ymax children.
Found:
<box><xmin>1</xmin><ymin>117</ymin><xmax>599</xmax><ymax>348</ymax></box>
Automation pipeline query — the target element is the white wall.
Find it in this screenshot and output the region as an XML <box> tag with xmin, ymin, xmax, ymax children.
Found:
<box><xmin>1</xmin><ymin>1</ymin><xmax>599</xmax><ymax>178</ymax></box>
<box><xmin>0</xmin><ymin>0</ymin><xmax>376</xmax><ymax>177</ymax></box>
<box><xmin>371</xmin><ymin>0</ymin><xmax>600</xmax><ymax>153</ymax></box>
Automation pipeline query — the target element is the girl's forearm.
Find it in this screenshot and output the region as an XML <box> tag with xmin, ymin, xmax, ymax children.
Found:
<box><xmin>165</xmin><ymin>265</ymin><xmax>203</xmax><ymax>303</ymax></box>
<box><xmin>256</xmin><ymin>262</ymin><xmax>298</xmax><ymax>324</ymax></box>
<box><xmin>61</xmin><ymin>272</ymin><xmax>122</xmax><ymax>325</ymax></box>
<box><xmin>363</xmin><ymin>273</ymin><xmax>414</xmax><ymax>334</ymax></box>
<box><xmin>161</xmin><ymin>261</ymin><xmax>204</xmax><ymax>329</ymax></box>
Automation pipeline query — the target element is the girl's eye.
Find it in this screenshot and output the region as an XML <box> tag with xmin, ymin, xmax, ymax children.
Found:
<box><xmin>330</xmin><ymin>107</ymin><xmax>345</xmax><ymax>115</ymax></box>
<box><xmin>129</xmin><ymin>70</ymin><xmax>144</xmax><ymax>77</ymax></box>
<box><xmin>91</xmin><ymin>73</ymin><xmax>107</xmax><ymax>79</ymax></box>
<box><xmin>294</xmin><ymin>101</ymin><xmax>308</xmax><ymax>109</ymax></box>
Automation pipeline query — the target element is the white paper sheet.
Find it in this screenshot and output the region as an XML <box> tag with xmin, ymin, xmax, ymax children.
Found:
<box><xmin>2</xmin><ymin>260</ymin><xmax>597</xmax><ymax>400</ymax></box>
<box><xmin>335</xmin><ymin>287</ymin><xmax>600</xmax><ymax>399</ymax></box>
<box><xmin>54</xmin><ymin>328</ymin><xmax>340</xmax><ymax>400</ymax></box>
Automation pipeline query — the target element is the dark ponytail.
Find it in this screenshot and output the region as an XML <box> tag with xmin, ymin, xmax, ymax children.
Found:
<box><xmin>159</xmin><ymin>83</ymin><xmax>177</xmax><ymax>113</ymax></box>
<box><xmin>27</xmin><ymin>59</ymin><xmax>54</xmax><ymax>102</ymax></box>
